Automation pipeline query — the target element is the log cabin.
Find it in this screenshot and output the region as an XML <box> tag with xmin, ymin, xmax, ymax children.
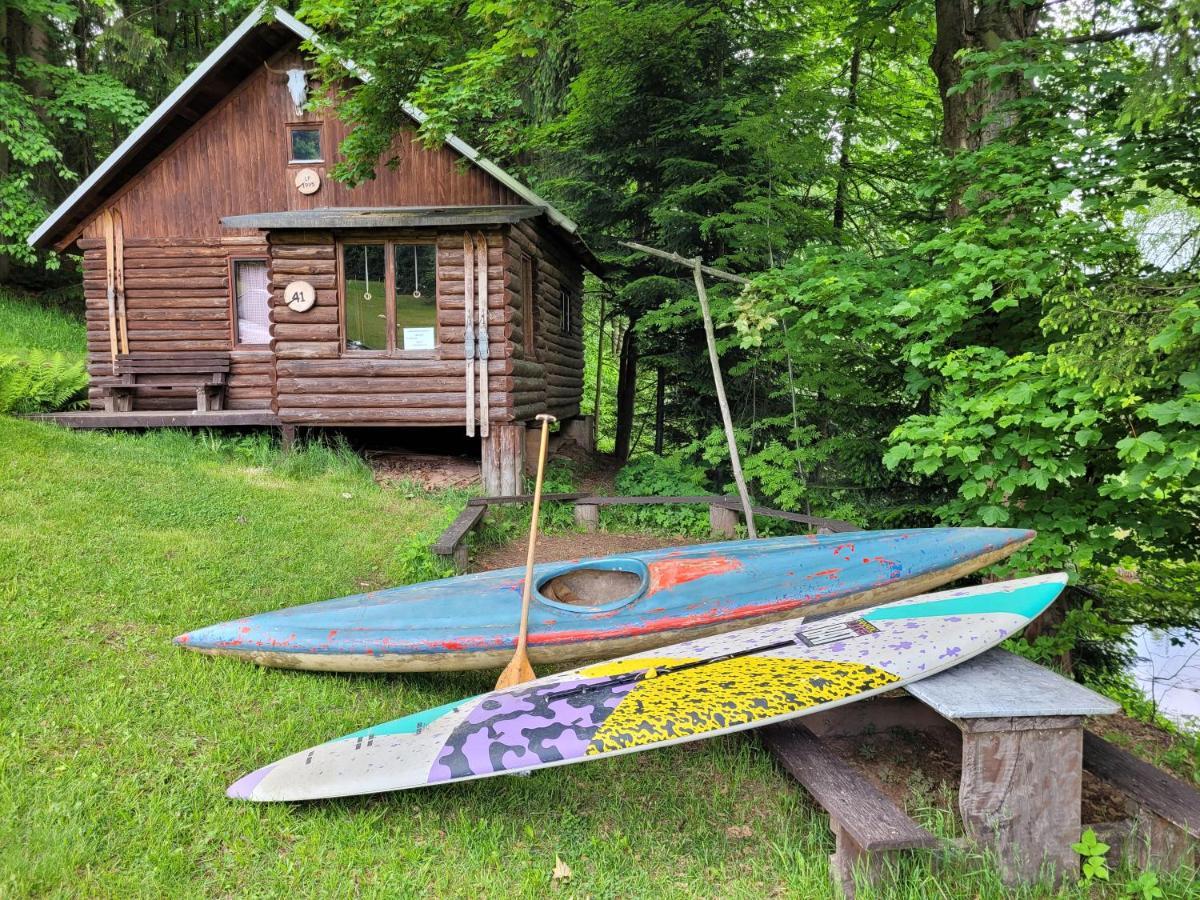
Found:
<box><xmin>27</xmin><ymin>4</ymin><xmax>601</xmax><ymax>494</ymax></box>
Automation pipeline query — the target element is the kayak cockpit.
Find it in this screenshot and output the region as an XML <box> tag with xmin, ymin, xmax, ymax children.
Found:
<box><xmin>536</xmin><ymin>558</ymin><xmax>649</xmax><ymax>613</ymax></box>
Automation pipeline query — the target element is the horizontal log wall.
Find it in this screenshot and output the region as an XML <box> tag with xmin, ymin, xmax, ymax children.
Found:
<box><xmin>269</xmin><ymin>228</ymin><xmax>522</xmax><ymax>426</ymax></box>
<box><xmin>503</xmin><ymin>219</ymin><xmax>586</xmax><ymax>421</ymax></box>
<box><xmin>78</xmin><ymin>236</ymin><xmax>272</xmax><ymax>410</ymax></box>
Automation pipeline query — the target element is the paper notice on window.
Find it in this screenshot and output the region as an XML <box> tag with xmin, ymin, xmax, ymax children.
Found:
<box><xmin>403</xmin><ymin>327</ymin><xmax>436</xmax><ymax>350</ymax></box>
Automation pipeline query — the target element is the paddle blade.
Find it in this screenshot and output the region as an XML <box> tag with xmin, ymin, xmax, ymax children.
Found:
<box><xmin>494</xmin><ymin>651</ymin><xmax>536</xmax><ymax>690</ymax></box>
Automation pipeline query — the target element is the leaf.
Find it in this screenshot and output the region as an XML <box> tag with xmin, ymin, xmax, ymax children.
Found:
<box><xmin>551</xmin><ymin>856</ymin><xmax>572</xmax><ymax>883</ymax></box>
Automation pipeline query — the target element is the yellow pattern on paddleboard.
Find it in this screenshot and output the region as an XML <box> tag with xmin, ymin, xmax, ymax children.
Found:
<box><xmin>578</xmin><ymin>657</ymin><xmax>693</xmax><ymax>678</ymax></box>
<box><xmin>587</xmin><ymin>657</ymin><xmax>898</xmax><ymax>754</ymax></box>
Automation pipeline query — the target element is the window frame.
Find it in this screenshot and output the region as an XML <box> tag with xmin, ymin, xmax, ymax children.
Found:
<box><xmin>228</xmin><ymin>256</ymin><xmax>272</xmax><ymax>349</ymax></box>
<box><xmin>286</xmin><ymin>122</ymin><xmax>324</xmax><ymax>165</ymax></box>
<box><xmin>338</xmin><ymin>238</ymin><xmax>440</xmax><ymax>357</ymax></box>
<box><xmin>521</xmin><ymin>253</ymin><xmax>539</xmax><ymax>361</ymax></box>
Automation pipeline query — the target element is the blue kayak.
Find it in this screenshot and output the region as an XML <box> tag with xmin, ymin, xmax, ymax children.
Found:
<box><xmin>175</xmin><ymin>527</ymin><xmax>1033</xmax><ymax>672</ymax></box>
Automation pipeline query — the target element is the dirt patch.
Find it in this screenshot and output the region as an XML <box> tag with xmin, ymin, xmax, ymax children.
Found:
<box><xmin>822</xmin><ymin>723</ymin><xmax>1131</xmax><ymax>827</ymax></box>
<box><xmin>367</xmin><ymin>451</ymin><xmax>480</xmax><ymax>491</ymax></box>
<box><xmin>472</xmin><ymin>531</ymin><xmax>704</xmax><ymax>571</ymax></box>
<box><xmin>1089</xmin><ymin>711</ymin><xmax>1198</xmax><ymax>781</ymax></box>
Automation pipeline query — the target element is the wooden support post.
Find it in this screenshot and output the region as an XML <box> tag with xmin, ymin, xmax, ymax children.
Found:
<box><xmin>562</xmin><ymin>416</ymin><xmax>594</xmax><ymax>452</ymax></box>
<box><xmin>575</xmin><ymin>502</ymin><xmax>599</xmax><ymax>532</ymax></box>
<box><xmin>830</xmin><ymin>818</ymin><xmax>886</xmax><ymax>900</ymax></box>
<box><xmin>957</xmin><ymin>715</ymin><xmax>1083</xmax><ymax>886</ymax></box>
<box><xmin>709</xmin><ymin>503</ymin><xmax>738</xmax><ymax>538</ymax></box>
<box><xmin>482</xmin><ymin>424</ymin><xmax>526</xmax><ymax>496</ymax></box>
<box><xmin>280</xmin><ymin>424</ymin><xmax>297</xmax><ymax>453</ymax></box>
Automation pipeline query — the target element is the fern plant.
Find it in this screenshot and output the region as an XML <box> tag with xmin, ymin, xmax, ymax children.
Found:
<box><xmin>0</xmin><ymin>350</ymin><xmax>89</xmax><ymax>415</ymax></box>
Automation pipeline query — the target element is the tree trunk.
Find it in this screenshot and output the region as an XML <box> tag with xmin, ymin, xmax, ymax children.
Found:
<box><xmin>654</xmin><ymin>365</ymin><xmax>665</xmax><ymax>455</ymax></box>
<box><xmin>614</xmin><ymin>316</ymin><xmax>639</xmax><ymax>461</ymax></box>
<box><xmin>833</xmin><ymin>43</ymin><xmax>862</xmax><ymax>233</ymax></box>
<box><xmin>930</xmin><ymin>0</ymin><xmax>1041</xmax><ymax>215</ymax></box>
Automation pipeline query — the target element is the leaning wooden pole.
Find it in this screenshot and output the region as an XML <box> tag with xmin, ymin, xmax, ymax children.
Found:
<box><xmin>690</xmin><ymin>261</ymin><xmax>757</xmax><ymax>538</ymax></box>
<box><xmin>619</xmin><ymin>241</ymin><xmax>757</xmax><ymax>538</ymax></box>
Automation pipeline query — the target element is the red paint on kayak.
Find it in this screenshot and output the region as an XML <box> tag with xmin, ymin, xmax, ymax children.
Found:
<box><xmin>526</xmin><ymin>592</ymin><xmax>822</xmax><ymax>646</ymax></box>
<box><xmin>646</xmin><ymin>554</ymin><xmax>743</xmax><ymax>597</ymax></box>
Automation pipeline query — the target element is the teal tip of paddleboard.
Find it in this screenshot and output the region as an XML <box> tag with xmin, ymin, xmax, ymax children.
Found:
<box><xmin>863</xmin><ymin>572</ymin><xmax>1068</xmax><ymax>624</ymax></box>
<box><xmin>227</xmin><ymin>763</ymin><xmax>276</xmax><ymax>801</ymax></box>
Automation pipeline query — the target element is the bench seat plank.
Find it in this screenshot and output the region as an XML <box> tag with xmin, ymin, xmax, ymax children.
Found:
<box><xmin>906</xmin><ymin>649</ymin><xmax>1120</xmax><ymax>719</ymax></box>
<box><xmin>1083</xmin><ymin>730</ymin><xmax>1200</xmax><ymax>836</ymax></box>
<box><xmin>762</xmin><ymin>722</ymin><xmax>938</xmax><ymax>851</ymax></box>
<box><xmin>432</xmin><ymin>505</ymin><xmax>488</xmax><ymax>556</ymax></box>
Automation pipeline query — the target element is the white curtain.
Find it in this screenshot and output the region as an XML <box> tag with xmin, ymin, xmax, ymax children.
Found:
<box><xmin>235</xmin><ymin>261</ymin><xmax>270</xmax><ymax>345</ymax></box>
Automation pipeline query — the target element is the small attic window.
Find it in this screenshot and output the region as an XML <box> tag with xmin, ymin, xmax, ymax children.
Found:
<box><xmin>289</xmin><ymin>126</ymin><xmax>322</xmax><ymax>163</ymax></box>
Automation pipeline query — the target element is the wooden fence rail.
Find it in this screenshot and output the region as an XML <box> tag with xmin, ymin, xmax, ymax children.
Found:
<box><xmin>434</xmin><ymin>494</ymin><xmax>859</xmax><ymax>571</ymax></box>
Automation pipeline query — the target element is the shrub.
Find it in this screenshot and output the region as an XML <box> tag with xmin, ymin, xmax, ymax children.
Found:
<box><xmin>0</xmin><ymin>349</ymin><xmax>88</xmax><ymax>414</ymax></box>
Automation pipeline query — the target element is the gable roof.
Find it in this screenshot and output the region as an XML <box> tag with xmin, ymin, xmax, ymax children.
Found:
<box><xmin>28</xmin><ymin>4</ymin><xmax>590</xmax><ymax>265</ymax></box>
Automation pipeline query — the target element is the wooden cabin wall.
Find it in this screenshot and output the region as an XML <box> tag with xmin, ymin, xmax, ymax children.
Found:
<box><xmin>78</xmin><ymin>235</ymin><xmax>272</xmax><ymax>410</ymax></box>
<box><xmin>503</xmin><ymin>220</ymin><xmax>585</xmax><ymax>421</ymax></box>
<box><xmin>269</xmin><ymin>228</ymin><xmax>540</xmax><ymax>426</ymax></box>
<box><xmin>73</xmin><ymin>49</ymin><xmax>517</xmax><ymax>247</ymax></box>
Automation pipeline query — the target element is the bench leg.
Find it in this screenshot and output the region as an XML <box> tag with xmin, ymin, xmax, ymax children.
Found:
<box><xmin>105</xmin><ymin>388</ymin><xmax>133</xmax><ymax>413</ymax></box>
<box><xmin>958</xmin><ymin>716</ymin><xmax>1083</xmax><ymax>886</ymax></box>
<box><xmin>575</xmin><ymin>503</ymin><xmax>599</xmax><ymax>532</ymax></box>
<box><xmin>829</xmin><ymin>818</ymin><xmax>886</xmax><ymax>899</ymax></box>
<box><xmin>709</xmin><ymin>504</ymin><xmax>738</xmax><ymax>538</ymax></box>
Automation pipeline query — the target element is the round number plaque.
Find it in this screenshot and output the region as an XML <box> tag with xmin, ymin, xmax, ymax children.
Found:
<box><xmin>294</xmin><ymin>167</ymin><xmax>321</xmax><ymax>195</ymax></box>
<box><xmin>284</xmin><ymin>280</ymin><xmax>317</xmax><ymax>313</ymax></box>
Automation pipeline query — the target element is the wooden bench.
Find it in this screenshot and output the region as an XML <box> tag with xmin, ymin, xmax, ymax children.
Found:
<box><xmin>432</xmin><ymin>505</ymin><xmax>489</xmax><ymax>572</ymax></box>
<box><xmin>105</xmin><ymin>352</ymin><xmax>230</xmax><ymax>413</ymax></box>
<box><xmin>1082</xmin><ymin>729</ymin><xmax>1200</xmax><ymax>869</ymax></box>
<box><xmin>762</xmin><ymin>722</ymin><xmax>938</xmax><ymax>898</ymax></box>
<box><xmin>776</xmin><ymin>649</ymin><xmax>1122</xmax><ymax>892</ymax></box>
<box><xmin>903</xmin><ymin>650</ymin><xmax>1120</xmax><ymax>886</ymax></box>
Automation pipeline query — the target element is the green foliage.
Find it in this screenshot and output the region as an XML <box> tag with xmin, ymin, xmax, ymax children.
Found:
<box><xmin>610</xmin><ymin>452</ymin><xmax>713</xmax><ymax>535</ymax></box>
<box><xmin>0</xmin><ymin>288</ymin><xmax>86</xmax><ymax>358</ymax></box>
<box><xmin>1125</xmin><ymin>871</ymin><xmax>1166</xmax><ymax>900</ymax></box>
<box><xmin>0</xmin><ymin>349</ymin><xmax>87</xmax><ymax>414</ymax></box>
<box><xmin>1072</xmin><ymin>827</ymin><xmax>1111</xmax><ymax>884</ymax></box>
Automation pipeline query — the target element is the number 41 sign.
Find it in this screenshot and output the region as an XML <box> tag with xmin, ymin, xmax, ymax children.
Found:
<box><xmin>284</xmin><ymin>280</ymin><xmax>316</xmax><ymax>312</ymax></box>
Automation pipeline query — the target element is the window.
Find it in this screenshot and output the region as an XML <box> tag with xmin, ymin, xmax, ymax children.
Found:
<box><xmin>232</xmin><ymin>260</ymin><xmax>270</xmax><ymax>345</ymax></box>
<box><xmin>559</xmin><ymin>288</ymin><xmax>576</xmax><ymax>334</ymax></box>
<box><xmin>392</xmin><ymin>244</ymin><xmax>438</xmax><ymax>350</ymax></box>
<box><xmin>288</xmin><ymin>126</ymin><xmax>322</xmax><ymax>163</ymax></box>
<box><xmin>342</xmin><ymin>242</ymin><xmax>438</xmax><ymax>353</ymax></box>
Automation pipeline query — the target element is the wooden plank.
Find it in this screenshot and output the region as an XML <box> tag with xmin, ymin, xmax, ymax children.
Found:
<box><xmin>30</xmin><ymin>410</ymin><xmax>277</xmax><ymax>428</ymax></box>
<box><xmin>906</xmin><ymin>650</ymin><xmax>1120</xmax><ymax>719</ymax></box>
<box><xmin>1083</xmin><ymin>730</ymin><xmax>1200</xmax><ymax>836</ymax></box>
<box><xmin>432</xmin><ymin>505</ymin><xmax>488</xmax><ymax>556</ymax></box>
<box><xmin>762</xmin><ymin>722</ymin><xmax>938</xmax><ymax>852</ymax></box>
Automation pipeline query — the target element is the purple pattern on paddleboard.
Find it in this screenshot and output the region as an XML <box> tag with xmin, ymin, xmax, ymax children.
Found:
<box><xmin>429</xmin><ymin>677</ymin><xmax>637</xmax><ymax>782</ymax></box>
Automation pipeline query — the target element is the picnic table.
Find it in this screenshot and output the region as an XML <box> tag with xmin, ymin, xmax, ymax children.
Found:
<box><xmin>763</xmin><ymin>649</ymin><xmax>1199</xmax><ymax>896</ymax></box>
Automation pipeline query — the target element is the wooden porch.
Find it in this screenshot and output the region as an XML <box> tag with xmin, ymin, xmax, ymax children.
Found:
<box><xmin>30</xmin><ymin>409</ymin><xmax>279</xmax><ymax>429</ymax></box>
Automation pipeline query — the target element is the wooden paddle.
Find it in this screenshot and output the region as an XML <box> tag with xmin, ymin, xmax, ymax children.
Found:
<box><xmin>495</xmin><ymin>413</ymin><xmax>556</xmax><ymax>690</ymax></box>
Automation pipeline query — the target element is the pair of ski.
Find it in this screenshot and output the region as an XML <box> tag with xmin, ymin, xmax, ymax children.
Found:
<box><xmin>102</xmin><ymin>207</ymin><xmax>128</xmax><ymax>369</ymax></box>
<box><xmin>463</xmin><ymin>232</ymin><xmax>491</xmax><ymax>437</ymax></box>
